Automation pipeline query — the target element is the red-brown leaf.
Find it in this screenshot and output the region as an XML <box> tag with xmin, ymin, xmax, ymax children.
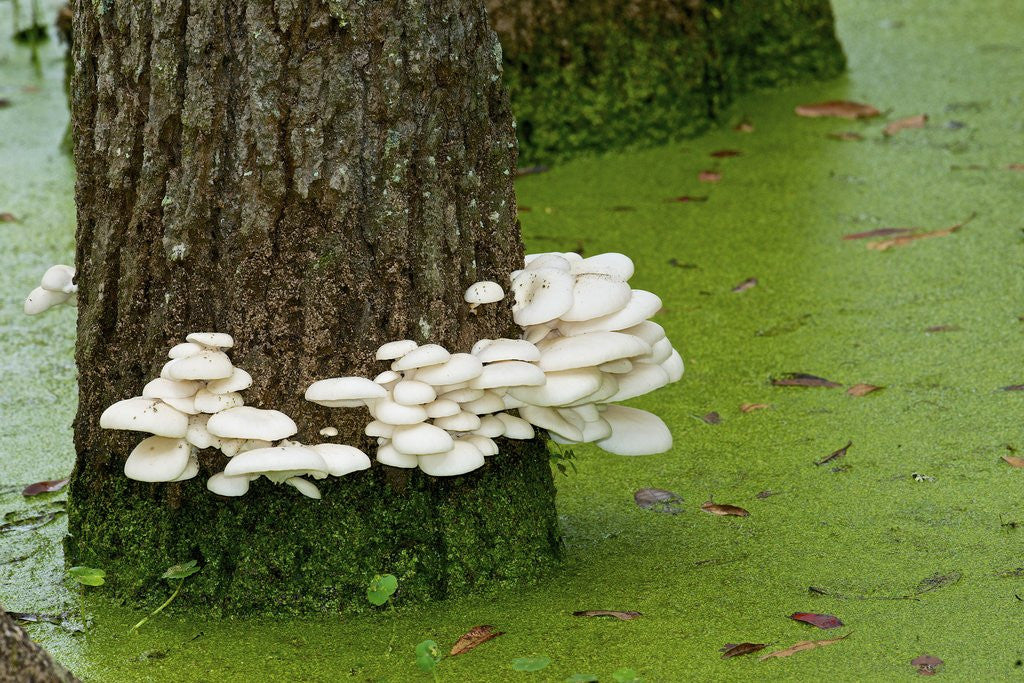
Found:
<box><xmin>1009</xmin><ymin>163</ymin><xmax>1024</xmax><ymax>171</ymax></box>
<box><xmin>816</xmin><ymin>441</ymin><xmax>852</xmax><ymax>466</ymax></box>
<box><xmin>701</xmin><ymin>500</ymin><xmax>749</xmax><ymax>517</ymax></box>
<box><xmin>667</xmin><ymin>195</ymin><xmax>708</xmax><ymax>203</ymax></box>
<box><xmin>867</xmin><ymin>214</ymin><xmax>974</xmax><ymax>251</ymax></box>
<box><xmin>572</xmin><ymin>610</ymin><xmax>642</xmax><ymax>621</ymax></box>
<box><xmin>1002</xmin><ymin>385</ymin><xmax>1024</xmax><ymax>392</ymax></box>
<box><xmin>732</xmin><ymin>277</ymin><xmax>757</xmax><ymax>293</ymax></box>
<box><xmin>842</xmin><ymin>227</ymin><xmax>913</xmax><ymax>240</ymax></box>
<box><xmin>22</xmin><ymin>478</ymin><xmax>69</xmax><ymax>497</ymax></box>
<box><xmin>720</xmin><ymin>642</ymin><xmax>767</xmax><ymax>658</ymax></box>
<box><xmin>795</xmin><ymin>101</ymin><xmax>881</xmax><ymax>119</ymax></box>
<box><xmin>0</xmin><ymin>212</ymin><xmax>17</xmax><ymax>223</ymax></box>
<box><xmin>771</xmin><ymin>373</ymin><xmax>841</xmax><ymax>388</ymax></box>
<box><xmin>827</xmin><ymin>131</ymin><xmax>864</xmax><ymax>141</ymax></box>
<box><xmin>710</xmin><ymin>149</ymin><xmax>741</xmax><ymax>158</ymax></box>
<box><xmin>449</xmin><ymin>625</ymin><xmax>504</xmax><ymax>656</ymax></box>
<box><xmin>846</xmin><ymin>384</ymin><xmax>882</xmax><ymax>397</ymax></box>
<box><xmin>1002</xmin><ymin>456</ymin><xmax>1024</xmax><ymax>468</ymax></box>
<box><xmin>925</xmin><ymin>324</ymin><xmax>959</xmax><ymax>332</ymax></box>
<box><xmin>911</xmin><ymin>654</ymin><xmax>944</xmax><ymax>676</ymax></box>
<box><xmin>699</xmin><ymin>170</ymin><xmax>722</xmax><ymax>183</ymax></box>
<box><xmin>702</xmin><ymin>412</ymin><xmax>721</xmax><ymax>425</ymax></box>
<box><xmin>883</xmin><ymin>114</ymin><xmax>928</xmax><ymax>137</ymax></box>
<box><xmin>790</xmin><ymin>612</ymin><xmax>844</xmax><ymax>629</ymax></box>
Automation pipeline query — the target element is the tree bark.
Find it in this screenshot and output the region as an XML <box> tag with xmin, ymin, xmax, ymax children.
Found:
<box><xmin>67</xmin><ymin>0</ymin><xmax>560</xmax><ymax>613</ymax></box>
<box><xmin>0</xmin><ymin>608</ymin><xmax>79</xmax><ymax>682</ymax></box>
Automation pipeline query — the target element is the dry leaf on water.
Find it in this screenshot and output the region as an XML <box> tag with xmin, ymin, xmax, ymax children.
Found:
<box><xmin>732</xmin><ymin>277</ymin><xmax>758</xmax><ymax>293</ymax></box>
<box><xmin>22</xmin><ymin>478</ymin><xmax>69</xmax><ymax>496</ymax></box>
<box><xmin>912</xmin><ymin>654</ymin><xmax>944</xmax><ymax>676</ymax></box>
<box><xmin>699</xmin><ymin>170</ymin><xmax>722</xmax><ymax>183</ymax></box>
<box><xmin>710</xmin><ymin>149</ymin><xmax>742</xmax><ymax>158</ymax></box>
<box><xmin>1002</xmin><ymin>384</ymin><xmax>1024</xmax><ymax>391</ymax></box>
<box><xmin>702</xmin><ymin>412</ymin><xmax>721</xmax><ymax>424</ymax></box>
<box><xmin>827</xmin><ymin>131</ymin><xmax>864</xmax><ymax>141</ymax></box>
<box><xmin>720</xmin><ymin>642</ymin><xmax>767</xmax><ymax>659</ymax></box>
<box><xmin>790</xmin><ymin>613</ymin><xmax>844</xmax><ymax>629</ymax></box>
<box><xmin>772</xmin><ymin>373</ymin><xmax>841</xmax><ymax>388</ymax></box>
<box><xmin>925</xmin><ymin>324</ymin><xmax>960</xmax><ymax>332</ymax></box>
<box><xmin>846</xmin><ymin>384</ymin><xmax>882</xmax><ymax>397</ymax></box>
<box><xmin>667</xmin><ymin>195</ymin><xmax>708</xmax><ymax>203</ymax></box>
<box><xmin>701</xmin><ymin>500</ymin><xmax>749</xmax><ymax>517</ymax></box>
<box><xmin>634</xmin><ymin>488</ymin><xmax>682</xmax><ymax>513</ymax></box>
<box><xmin>572</xmin><ymin>610</ymin><xmax>642</xmax><ymax>621</ymax></box>
<box><xmin>734</xmin><ymin>120</ymin><xmax>754</xmax><ymax>133</ymax></box>
<box><xmin>1009</xmin><ymin>163</ymin><xmax>1024</xmax><ymax>171</ymax></box>
<box><xmin>449</xmin><ymin>625</ymin><xmax>504</xmax><ymax>656</ymax></box>
<box><xmin>1002</xmin><ymin>456</ymin><xmax>1024</xmax><ymax>468</ymax></box>
<box><xmin>883</xmin><ymin>114</ymin><xmax>928</xmax><ymax>136</ymax></box>
<box><xmin>741</xmin><ymin>403</ymin><xmax>770</xmax><ymax>413</ymax></box>
<box><xmin>795</xmin><ymin>100</ymin><xmax>881</xmax><ymax>119</ymax></box>
<box><xmin>867</xmin><ymin>214</ymin><xmax>975</xmax><ymax>251</ymax></box>
<box><xmin>816</xmin><ymin>441</ymin><xmax>852</xmax><ymax>466</ymax></box>
<box><xmin>842</xmin><ymin>227</ymin><xmax>913</xmax><ymax>240</ymax></box>
<box><xmin>0</xmin><ymin>212</ymin><xmax>17</xmax><ymax>223</ymax></box>
<box><xmin>759</xmin><ymin>633</ymin><xmax>851</xmax><ymax>660</ymax></box>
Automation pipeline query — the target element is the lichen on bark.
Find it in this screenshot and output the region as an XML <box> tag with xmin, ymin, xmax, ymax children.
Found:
<box><xmin>67</xmin><ymin>0</ymin><xmax>560</xmax><ymax>614</ymax></box>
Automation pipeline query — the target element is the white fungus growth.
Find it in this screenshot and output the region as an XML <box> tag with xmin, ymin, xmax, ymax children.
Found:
<box><xmin>24</xmin><ymin>264</ymin><xmax>77</xmax><ymax>315</ymax></box>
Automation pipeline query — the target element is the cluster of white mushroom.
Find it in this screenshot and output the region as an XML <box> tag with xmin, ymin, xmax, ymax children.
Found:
<box><xmin>24</xmin><ymin>264</ymin><xmax>77</xmax><ymax>314</ymax></box>
<box><xmin>304</xmin><ymin>251</ymin><xmax>682</xmax><ymax>477</ymax></box>
<box><xmin>99</xmin><ymin>333</ymin><xmax>370</xmax><ymax>499</ymax></box>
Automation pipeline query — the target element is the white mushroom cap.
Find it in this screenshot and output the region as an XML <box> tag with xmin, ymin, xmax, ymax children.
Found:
<box><xmin>472</xmin><ymin>415</ymin><xmax>505</xmax><ymax>438</ymax></box>
<box><xmin>305</xmin><ymin>376</ymin><xmax>389</xmax><ymax>407</ymax></box>
<box><xmin>142</xmin><ymin>378</ymin><xmax>201</xmax><ymax>400</ymax></box>
<box><xmin>194</xmin><ymin>389</ymin><xmax>244</xmax><ymax>414</ymax></box>
<box><xmin>185</xmin><ymin>332</ymin><xmax>234</xmax><ymax>349</ymax></box>
<box><xmin>439</xmin><ymin>387</ymin><xmax>485</xmax><ymax>403</ymax></box>
<box><xmin>365</xmin><ymin>420</ymin><xmax>395</xmax><ymax>438</ymax></box>
<box><xmin>461</xmin><ymin>434</ymin><xmax>499</xmax><ymax>456</ymax></box>
<box><xmin>286</xmin><ymin>477</ymin><xmax>322</xmax><ymax>499</ymax></box>
<box><xmin>372</xmin><ymin>399</ymin><xmax>428</xmax><ymax>425</ymax></box>
<box><xmin>160</xmin><ymin>396</ymin><xmax>200</xmax><ymax>415</ymax></box>
<box><xmin>432</xmin><ymin>411</ymin><xmax>482</xmax><ymax>432</ymax></box>
<box><xmin>470</xmin><ymin>361</ymin><xmax>546</xmax><ymax>389</ymax></box>
<box><xmin>557</xmin><ymin>289</ymin><xmax>662</xmax><ymax>336</ymax></box>
<box><xmin>507</xmin><ymin>368</ymin><xmax>603</xmax><ymax>407</ymax></box>
<box><xmin>560</xmin><ymin>273</ymin><xmax>633</xmax><ymax>322</ymax></box>
<box><xmin>172</xmin><ymin>453</ymin><xmax>200</xmax><ymax>481</ymax></box>
<box><xmin>566</xmin><ymin>372</ymin><xmax>619</xmax><ymax>406</ymax></box>
<box><xmin>168</xmin><ymin>342</ymin><xmax>206</xmax><ymax>359</ymax></box>
<box><xmin>571</xmin><ymin>253</ymin><xmax>635</xmax><ymax>281</ymax></box>
<box><xmin>239</xmin><ymin>439</ymin><xmax>273</xmax><ymax>454</ymax></box>
<box><xmin>595</xmin><ymin>405</ymin><xmax>672</xmax><ymax>455</ymax></box>
<box><xmin>207</xmin><ymin>406</ymin><xmax>298</xmax><ymax>441</ymax></box>
<box><xmin>376</xmin><ymin>339</ymin><xmax>418</xmax><ymax>361</ymax></box>
<box><xmin>417</xmin><ymin>440</ymin><xmax>485</xmax><ymax>476</ymax></box>
<box><xmin>495</xmin><ymin>412</ymin><xmax>535</xmax><ymax>440</ymax></box>
<box><xmin>620</xmin><ymin>321</ymin><xmax>666</xmax><ymax>347</ymax></box>
<box><xmin>206</xmin><ymin>367</ymin><xmax>254</xmax><ymax>394</ymax></box>
<box><xmin>641</xmin><ymin>337</ymin><xmax>674</xmax><ymax>365</ymax></box>
<box><xmin>461</xmin><ymin>391</ymin><xmax>505</xmax><ymax>415</ymax></box>
<box><xmin>511</xmin><ymin>268</ymin><xmax>575</xmax><ymax>326</ymax></box>
<box><xmin>581</xmin><ymin>418</ymin><xmax>613</xmax><ymax>442</ymax></box>
<box><xmin>607</xmin><ymin>363</ymin><xmax>670</xmax><ymax>402</ymax></box>
<box><xmin>207</xmin><ymin>472</ymin><xmax>252</xmax><ymax>496</ymax></box>
<box><xmin>473</xmin><ymin>338</ymin><xmax>541</xmax><ymax>363</ymax></box>
<box><xmin>424</xmin><ymin>399</ymin><xmax>460</xmax><ymax>418</ymax></box>
<box><xmin>392</xmin><ymin>423</ymin><xmax>454</xmax><ymax>455</ymax></box>
<box><xmin>501</xmin><ymin>393</ymin><xmax>528</xmax><ymax>410</ymax></box>
<box><xmin>164</xmin><ymin>350</ymin><xmax>234</xmax><ymax>381</ymax></box>
<box><xmin>218</xmin><ymin>438</ymin><xmax>245</xmax><ymax>457</ymax></box>
<box><xmin>598</xmin><ymin>359</ymin><xmax>633</xmax><ymax>374</ymax></box>
<box><xmin>373</xmin><ymin>370</ymin><xmax>402</xmax><ymax>387</ymax></box>
<box><xmin>523</xmin><ymin>253</ymin><xmax>572</xmax><ymax>271</ymax></box>
<box><xmin>392</xmin><ymin>380</ymin><xmax>437</xmax><ymax>406</ymax></box>
<box><xmin>123</xmin><ymin>436</ymin><xmax>192</xmax><ymax>482</ymax></box>
<box><xmin>391</xmin><ymin>344</ymin><xmax>451</xmax><ymax>371</ymax></box>
<box><xmin>24</xmin><ymin>286</ymin><xmax>71</xmax><ymax>315</ymax></box>
<box><xmin>518</xmin><ymin>405</ymin><xmax>584</xmax><ymax>442</ymax></box>
<box><xmin>186</xmin><ymin>414</ymin><xmax>216</xmax><ymax>449</ymax></box>
<box><xmin>100</xmin><ymin>398</ymin><xmax>189</xmax><ymax>438</ymax></box>
<box><xmin>523</xmin><ymin>324</ymin><xmax>553</xmax><ymax>345</ymax></box>
<box><xmin>308</xmin><ymin>444</ymin><xmax>371</xmax><ymax>476</ymax></box>
<box><xmin>376</xmin><ymin>443</ymin><xmax>418</xmax><ymax>468</ymax></box>
<box><xmin>537</xmin><ymin>331</ymin><xmax>650</xmax><ymax>372</ymax></box>
<box><xmin>411</xmin><ymin>353</ymin><xmax>484</xmax><ymax>385</ymax></box>
<box><xmin>661</xmin><ymin>349</ymin><xmax>684</xmax><ymax>383</ymax></box>
<box><xmin>464</xmin><ymin>281</ymin><xmax>505</xmax><ymax>306</ymax></box>
<box><xmin>319</xmin><ymin>426</ymin><xmax>339</xmax><ymax>437</ymax></box>
<box><xmin>224</xmin><ymin>445</ymin><xmax>328</xmax><ymax>482</ymax></box>
<box><xmin>40</xmin><ymin>265</ymin><xmax>76</xmax><ymax>294</ymax></box>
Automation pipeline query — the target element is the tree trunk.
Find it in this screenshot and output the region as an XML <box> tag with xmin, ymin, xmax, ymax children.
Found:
<box><xmin>67</xmin><ymin>0</ymin><xmax>560</xmax><ymax>614</ymax></box>
<box><xmin>0</xmin><ymin>608</ymin><xmax>79</xmax><ymax>682</ymax></box>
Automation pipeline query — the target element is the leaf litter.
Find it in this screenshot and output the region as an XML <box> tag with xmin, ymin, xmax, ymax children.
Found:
<box><xmin>572</xmin><ymin>610</ymin><xmax>642</xmax><ymax>621</ymax></box>
<box><xmin>450</xmin><ymin>625</ymin><xmax>504</xmax><ymax>656</ymax></box>
<box><xmin>883</xmin><ymin>114</ymin><xmax>928</xmax><ymax>136</ymax></box>
<box><xmin>633</xmin><ymin>488</ymin><xmax>683</xmax><ymax>514</ymax></box>
<box><xmin>771</xmin><ymin>373</ymin><xmax>841</xmax><ymax>388</ymax></box>
<box><xmin>867</xmin><ymin>213</ymin><xmax>975</xmax><ymax>251</ymax></box>
<box><xmin>790</xmin><ymin>613</ymin><xmax>844</xmax><ymax>629</ymax></box>
<box><xmin>795</xmin><ymin>100</ymin><xmax>881</xmax><ymax>119</ymax></box>
<box><xmin>720</xmin><ymin>642</ymin><xmax>767</xmax><ymax>659</ymax></box>
<box><xmin>701</xmin><ymin>500</ymin><xmax>749</xmax><ymax>517</ymax></box>
<box><xmin>760</xmin><ymin>633</ymin><xmax>851</xmax><ymax>660</ymax></box>
<box><xmin>816</xmin><ymin>441</ymin><xmax>852</xmax><ymax>466</ymax></box>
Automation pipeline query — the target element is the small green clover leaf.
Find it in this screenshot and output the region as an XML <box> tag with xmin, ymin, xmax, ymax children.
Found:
<box><xmin>162</xmin><ymin>559</ymin><xmax>200</xmax><ymax>580</ymax></box>
<box><xmin>415</xmin><ymin>639</ymin><xmax>442</xmax><ymax>672</ymax></box>
<box><xmin>612</xmin><ymin>668</ymin><xmax>641</xmax><ymax>683</ymax></box>
<box><xmin>367</xmin><ymin>573</ymin><xmax>398</xmax><ymax>606</ymax></box>
<box><xmin>68</xmin><ymin>566</ymin><xmax>106</xmax><ymax>586</ymax></box>
<box><xmin>512</xmin><ymin>656</ymin><xmax>551</xmax><ymax>672</ymax></box>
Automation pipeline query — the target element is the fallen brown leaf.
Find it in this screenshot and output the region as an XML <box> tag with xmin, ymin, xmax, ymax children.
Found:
<box><xmin>702</xmin><ymin>411</ymin><xmax>721</xmax><ymax>425</ymax></box>
<box><xmin>760</xmin><ymin>633</ymin><xmax>850</xmax><ymax>660</ymax></box>
<box><xmin>795</xmin><ymin>100</ymin><xmax>881</xmax><ymax>119</ymax></box>
<box><xmin>699</xmin><ymin>170</ymin><xmax>722</xmax><ymax>183</ymax></box>
<box><xmin>710</xmin><ymin>149</ymin><xmax>742</xmax><ymax>158</ymax></box>
<box><xmin>867</xmin><ymin>214</ymin><xmax>974</xmax><ymax>251</ymax></box>
<box><xmin>842</xmin><ymin>227</ymin><xmax>913</xmax><ymax>240</ymax></box>
<box><xmin>633</xmin><ymin>488</ymin><xmax>682</xmax><ymax>512</ymax></box>
<box><xmin>721</xmin><ymin>642</ymin><xmax>767</xmax><ymax>659</ymax></box>
<box><xmin>790</xmin><ymin>613</ymin><xmax>844</xmax><ymax>629</ymax></box>
<box><xmin>667</xmin><ymin>195</ymin><xmax>708</xmax><ymax>203</ymax></box>
<box><xmin>734</xmin><ymin>120</ymin><xmax>754</xmax><ymax>133</ymax></box>
<box><xmin>1002</xmin><ymin>384</ymin><xmax>1024</xmax><ymax>391</ymax></box>
<box><xmin>450</xmin><ymin>625</ymin><xmax>504</xmax><ymax>656</ymax></box>
<box><xmin>771</xmin><ymin>373</ymin><xmax>841</xmax><ymax>388</ymax></box>
<box><xmin>741</xmin><ymin>403</ymin><xmax>770</xmax><ymax>413</ymax></box>
<box><xmin>1009</xmin><ymin>163</ymin><xmax>1024</xmax><ymax>171</ymax></box>
<box><xmin>925</xmin><ymin>324</ymin><xmax>960</xmax><ymax>332</ymax></box>
<box><xmin>816</xmin><ymin>441</ymin><xmax>852</xmax><ymax>466</ymax></box>
<box><xmin>0</xmin><ymin>212</ymin><xmax>17</xmax><ymax>223</ymax></box>
<box><xmin>883</xmin><ymin>114</ymin><xmax>928</xmax><ymax>136</ymax></box>
<box><xmin>846</xmin><ymin>384</ymin><xmax>882</xmax><ymax>397</ymax></box>
<box><xmin>732</xmin><ymin>277</ymin><xmax>757</xmax><ymax>293</ymax></box>
<box><xmin>22</xmin><ymin>478</ymin><xmax>69</xmax><ymax>497</ymax></box>
<box><xmin>827</xmin><ymin>131</ymin><xmax>864</xmax><ymax>141</ymax></box>
<box><xmin>701</xmin><ymin>500</ymin><xmax>749</xmax><ymax>517</ymax></box>
<box><xmin>0</xmin><ymin>98</ymin><xmax>11</xmax><ymax>109</ymax></box>
<box><xmin>911</xmin><ymin>654</ymin><xmax>943</xmax><ymax>676</ymax></box>
<box><xmin>1002</xmin><ymin>456</ymin><xmax>1024</xmax><ymax>468</ymax></box>
<box><xmin>572</xmin><ymin>610</ymin><xmax>642</xmax><ymax>621</ymax></box>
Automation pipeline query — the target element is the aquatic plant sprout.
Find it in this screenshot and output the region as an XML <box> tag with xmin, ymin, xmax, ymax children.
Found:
<box><xmin>94</xmin><ymin>251</ymin><xmax>682</xmax><ymax>496</ymax></box>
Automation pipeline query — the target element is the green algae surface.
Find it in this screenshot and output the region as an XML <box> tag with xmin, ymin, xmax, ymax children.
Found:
<box><xmin>3</xmin><ymin>0</ymin><xmax>1024</xmax><ymax>680</ymax></box>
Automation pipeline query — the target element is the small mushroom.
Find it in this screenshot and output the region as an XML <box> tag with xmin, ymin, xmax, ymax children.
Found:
<box><xmin>207</xmin><ymin>406</ymin><xmax>298</xmax><ymax>442</ymax></box>
<box><xmin>123</xmin><ymin>436</ymin><xmax>192</xmax><ymax>482</ymax></box>
<box><xmin>464</xmin><ymin>280</ymin><xmax>505</xmax><ymax>311</ymax></box>
<box><xmin>100</xmin><ymin>397</ymin><xmax>189</xmax><ymax>438</ymax></box>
